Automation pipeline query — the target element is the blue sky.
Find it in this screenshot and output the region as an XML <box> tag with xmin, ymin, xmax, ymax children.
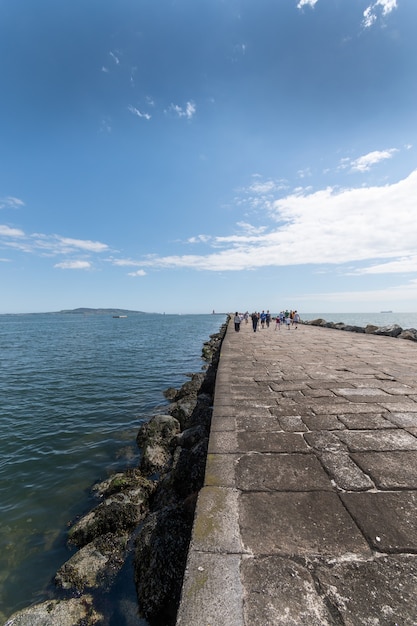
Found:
<box><xmin>1</xmin><ymin>0</ymin><xmax>416</xmax><ymax>314</ymax></box>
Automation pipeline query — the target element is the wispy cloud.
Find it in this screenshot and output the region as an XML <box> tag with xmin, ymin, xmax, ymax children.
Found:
<box><xmin>187</xmin><ymin>234</ymin><xmax>212</xmax><ymax>244</ymax></box>
<box><xmin>109</xmin><ymin>51</ymin><xmax>120</xmax><ymax>65</ymax></box>
<box><xmin>31</xmin><ymin>235</ymin><xmax>108</xmax><ymax>254</ymax></box>
<box><xmin>128</xmin><ymin>269</ymin><xmax>147</xmax><ymax>277</ymax></box>
<box><xmin>352</xmin><ymin>256</ymin><xmax>417</xmax><ymax>275</ymax></box>
<box><xmin>54</xmin><ymin>260</ymin><xmax>92</xmax><ymax>270</ymax></box>
<box><xmin>168</xmin><ymin>101</ymin><xmax>196</xmax><ymax>120</ymax></box>
<box><xmin>111</xmin><ymin>258</ymin><xmax>143</xmax><ymax>267</ymax></box>
<box><xmin>0</xmin><ymin>226</ymin><xmax>109</xmax><ymax>260</ymax></box>
<box><xmin>0</xmin><ymin>197</ymin><xmax>25</xmax><ymax>210</ymax></box>
<box><xmin>296</xmin><ymin>0</ymin><xmax>398</xmax><ymax>26</ymax></box>
<box><xmin>135</xmin><ymin>168</ymin><xmax>417</xmax><ymax>272</ymax></box>
<box><xmin>0</xmin><ymin>224</ymin><xmax>25</xmax><ymax>237</ymax></box>
<box><xmin>297</xmin><ymin>0</ymin><xmax>319</xmax><ymax>9</ymax></box>
<box><xmin>100</xmin><ymin>116</ymin><xmax>112</xmax><ymax>133</ymax></box>
<box><xmin>340</xmin><ymin>148</ymin><xmax>398</xmax><ymax>172</ymax></box>
<box><xmin>128</xmin><ymin>105</ymin><xmax>151</xmax><ymax>121</ymax></box>
<box><xmin>363</xmin><ymin>0</ymin><xmax>398</xmax><ymax>28</ymax></box>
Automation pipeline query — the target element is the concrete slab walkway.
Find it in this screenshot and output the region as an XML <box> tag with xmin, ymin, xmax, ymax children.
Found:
<box><xmin>176</xmin><ymin>318</ymin><xmax>417</xmax><ymax>625</ymax></box>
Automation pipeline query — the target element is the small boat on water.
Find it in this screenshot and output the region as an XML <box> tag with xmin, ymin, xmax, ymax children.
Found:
<box><xmin>113</xmin><ymin>315</ymin><xmax>127</xmax><ymax>318</ymax></box>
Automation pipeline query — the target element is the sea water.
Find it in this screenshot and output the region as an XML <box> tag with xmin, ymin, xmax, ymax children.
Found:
<box><xmin>0</xmin><ymin>312</ymin><xmax>226</xmax><ymax>622</ymax></box>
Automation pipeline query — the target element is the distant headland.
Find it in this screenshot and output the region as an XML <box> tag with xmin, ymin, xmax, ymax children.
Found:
<box><xmin>56</xmin><ymin>308</ymin><xmax>147</xmax><ymax>315</ymax></box>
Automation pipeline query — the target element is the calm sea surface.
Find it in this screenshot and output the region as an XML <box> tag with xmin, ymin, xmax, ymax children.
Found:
<box><xmin>0</xmin><ymin>312</ymin><xmax>226</xmax><ymax>623</ymax></box>
<box><xmin>1</xmin><ymin>311</ymin><xmax>416</xmax><ymax>622</ymax></box>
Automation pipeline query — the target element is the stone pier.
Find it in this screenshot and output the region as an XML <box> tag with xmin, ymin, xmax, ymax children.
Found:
<box><xmin>176</xmin><ymin>318</ymin><xmax>417</xmax><ymax>625</ymax></box>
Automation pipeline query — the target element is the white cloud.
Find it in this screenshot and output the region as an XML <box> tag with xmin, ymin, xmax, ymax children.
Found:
<box><xmin>0</xmin><ymin>226</ymin><xmax>109</xmax><ymax>261</ymax></box>
<box><xmin>0</xmin><ymin>197</ymin><xmax>25</xmax><ymax>210</ymax></box>
<box><xmin>55</xmin><ymin>237</ymin><xmax>108</xmax><ymax>253</ymax></box>
<box><xmin>137</xmin><ymin>169</ymin><xmax>417</xmax><ymax>272</ymax></box>
<box><xmin>353</xmin><ymin>256</ymin><xmax>417</xmax><ymax>275</ymax></box>
<box><xmin>128</xmin><ymin>269</ymin><xmax>146</xmax><ymax>277</ymax></box>
<box><xmin>350</xmin><ymin>149</ymin><xmax>398</xmax><ymax>172</ymax></box>
<box><xmin>363</xmin><ymin>0</ymin><xmax>397</xmax><ymax>28</ymax></box>
<box><xmin>109</xmin><ymin>51</ymin><xmax>120</xmax><ymax>65</ymax></box>
<box><xmin>100</xmin><ymin>117</ymin><xmax>112</xmax><ymax>133</ymax></box>
<box><xmin>111</xmin><ymin>258</ymin><xmax>143</xmax><ymax>267</ymax></box>
<box><xmin>187</xmin><ymin>234</ymin><xmax>212</xmax><ymax>244</ymax></box>
<box><xmin>168</xmin><ymin>101</ymin><xmax>196</xmax><ymax>120</ymax></box>
<box><xmin>128</xmin><ymin>105</ymin><xmax>151</xmax><ymax>121</ymax></box>
<box><xmin>0</xmin><ymin>224</ymin><xmax>25</xmax><ymax>237</ymax></box>
<box><xmin>297</xmin><ymin>0</ymin><xmax>319</xmax><ymax>8</ymax></box>
<box><xmin>54</xmin><ymin>260</ymin><xmax>92</xmax><ymax>270</ymax></box>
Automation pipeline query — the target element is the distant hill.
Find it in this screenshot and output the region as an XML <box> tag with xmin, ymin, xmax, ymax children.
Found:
<box><xmin>56</xmin><ymin>308</ymin><xmax>147</xmax><ymax>315</ymax></box>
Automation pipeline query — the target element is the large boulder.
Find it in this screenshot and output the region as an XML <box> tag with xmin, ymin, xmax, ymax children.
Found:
<box><xmin>4</xmin><ymin>596</ymin><xmax>101</xmax><ymax>626</ymax></box>
<box><xmin>308</xmin><ymin>318</ymin><xmax>327</xmax><ymax>326</ymax></box>
<box><xmin>373</xmin><ymin>324</ymin><xmax>403</xmax><ymax>337</ymax></box>
<box><xmin>55</xmin><ymin>532</ymin><xmax>128</xmax><ymax>592</ymax></box>
<box><xmin>68</xmin><ymin>484</ymin><xmax>152</xmax><ymax>547</ymax></box>
<box><xmin>344</xmin><ymin>325</ymin><xmax>365</xmax><ymax>333</ymax></box>
<box><xmin>137</xmin><ymin>414</ymin><xmax>181</xmax><ymax>474</ymax></box>
<box><xmin>134</xmin><ymin>500</ymin><xmax>196</xmax><ymax>625</ymax></box>
<box><xmin>92</xmin><ymin>469</ymin><xmax>154</xmax><ymax>499</ymax></box>
<box><xmin>399</xmin><ymin>328</ymin><xmax>417</xmax><ymax>341</ymax></box>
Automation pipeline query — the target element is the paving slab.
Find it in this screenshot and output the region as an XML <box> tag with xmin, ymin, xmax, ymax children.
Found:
<box><xmin>242</xmin><ymin>556</ymin><xmax>333</xmax><ymax>626</ymax></box>
<box><xmin>239</xmin><ymin>491</ymin><xmax>371</xmax><ymax>557</ymax></box>
<box><xmin>319</xmin><ymin>451</ymin><xmax>374</xmax><ymax>491</ymax></box>
<box><xmin>235</xmin><ymin>453</ymin><xmax>332</xmax><ymax>491</ymax></box>
<box><xmin>301</xmin><ymin>414</ymin><xmax>346</xmax><ymax>430</ymax></box>
<box><xmin>336</xmin><ymin>429</ymin><xmax>417</xmax><ymax>451</ymax></box>
<box><xmin>352</xmin><ymin>451</ymin><xmax>417</xmax><ymax>489</ymax></box>
<box><xmin>304</xmin><ymin>430</ymin><xmax>347</xmax><ymax>452</ymax></box>
<box><xmin>336</xmin><ymin>412</ymin><xmax>394</xmax><ymax>429</ymax></box>
<box><xmin>176</xmin><ymin>552</ymin><xmax>244</xmax><ymax>626</ymax></box>
<box><xmin>316</xmin><ymin>555</ymin><xmax>417</xmax><ymax>626</ymax></box>
<box><xmin>387</xmin><ymin>412</ymin><xmax>417</xmax><ymax>427</ymax></box>
<box><xmin>191</xmin><ymin>487</ymin><xmax>242</xmax><ymax>553</ymax></box>
<box><xmin>237</xmin><ymin>431</ymin><xmax>309</xmax><ymax>453</ymax></box>
<box><xmin>341</xmin><ymin>491</ymin><xmax>417</xmax><ymax>551</ymax></box>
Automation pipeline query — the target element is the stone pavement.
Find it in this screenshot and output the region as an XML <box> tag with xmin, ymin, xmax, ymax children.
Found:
<box><xmin>176</xmin><ymin>318</ymin><xmax>417</xmax><ymax>626</ymax></box>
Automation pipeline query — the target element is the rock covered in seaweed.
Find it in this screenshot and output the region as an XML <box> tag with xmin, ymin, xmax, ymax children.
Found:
<box><xmin>55</xmin><ymin>532</ymin><xmax>128</xmax><ymax>592</ymax></box>
<box><xmin>134</xmin><ymin>498</ymin><xmax>196</xmax><ymax>626</ymax></box>
<box><xmin>4</xmin><ymin>596</ymin><xmax>102</xmax><ymax>626</ymax></box>
<box><xmin>399</xmin><ymin>328</ymin><xmax>417</xmax><ymax>341</ymax></box>
<box><xmin>373</xmin><ymin>323</ymin><xmax>403</xmax><ymax>337</ymax></box>
<box><xmin>68</xmin><ymin>478</ymin><xmax>154</xmax><ymax>547</ymax></box>
<box><xmin>136</xmin><ymin>414</ymin><xmax>181</xmax><ymax>474</ymax></box>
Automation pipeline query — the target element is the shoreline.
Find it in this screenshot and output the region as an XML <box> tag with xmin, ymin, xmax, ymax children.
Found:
<box><xmin>4</xmin><ymin>318</ymin><xmax>229</xmax><ymax>626</ymax></box>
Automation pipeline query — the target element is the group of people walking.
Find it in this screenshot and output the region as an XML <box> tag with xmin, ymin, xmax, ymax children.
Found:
<box><xmin>233</xmin><ymin>310</ymin><xmax>300</xmax><ymax>332</ymax></box>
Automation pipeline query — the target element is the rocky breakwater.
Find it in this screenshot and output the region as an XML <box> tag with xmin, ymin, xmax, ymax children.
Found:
<box><xmin>4</xmin><ymin>321</ymin><xmax>227</xmax><ymax>626</ymax></box>
<box><xmin>304</xmin><ymin>318</ymin><xmax>417</xmax><ymax>341</ymax></box>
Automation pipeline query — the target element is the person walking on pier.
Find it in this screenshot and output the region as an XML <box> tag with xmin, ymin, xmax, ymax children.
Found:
<box><xmin>251</xmin><ymin>312</ymin><xmax>259</xmax><ymax>332</ymax></box>
<box><xmin>266</xmin><ymin>310</ymin><xmax>271</xmax><ymax>328</ymax></box>
<box><xmin>234</xmin><ymin>312</ymin><xmax>241</xmax><ymax>332</ymax></box>
<box><xmin>293</xmin><ymin>310</ymin><xmax>300</xmax><ymax>328</ymax></box>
